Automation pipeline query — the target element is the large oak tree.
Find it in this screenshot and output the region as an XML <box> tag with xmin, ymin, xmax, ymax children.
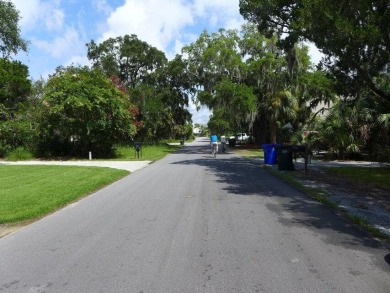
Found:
<box><xmin>239</xmin><ymin>0</ymin><xmax>390</xmax><ymax>102</ymax></box>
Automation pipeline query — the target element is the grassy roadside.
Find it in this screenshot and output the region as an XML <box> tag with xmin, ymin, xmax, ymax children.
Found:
<box><xmin>234</xmin><ymin>147</ymin><xmax>264</xmax><ymax>158</ymax></box>
<box><xmin>115</xmin><ymin>143</ymin><xmax>182</xmax><ymax>161</ymax></box>
<box><xmin>0</xmin><ymin>143</ymin><xmax>181</xmax><ymax>229</ymax></box>
<box><xmin>325</xmin><ymin>166</ymin><xmax>390</xmax><ymax>190</ymax></box>
<box><xmin>5</xmin><ymin>143</ymin><xmax>183</xmax><ymax>162</ymax></box>
<box><xmin>236</xmin><ymin>146</ymin><xmax>390</xmax><ymax>243</ymax></box>
<box><xmin>0</xmin><ymin>165</ymin><xmax>129</xmax><ymax>224</ymax></box>
<box><xmin>266</xmin><ymin>167</ymin><xmax>390</xmax><ymax>243</ymax></box>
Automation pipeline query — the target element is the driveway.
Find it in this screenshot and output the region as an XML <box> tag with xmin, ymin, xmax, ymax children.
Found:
<box><xmin>0</xmin><ymin>159</ymin><xmax>151</xmax><ymax>173</ymax></box>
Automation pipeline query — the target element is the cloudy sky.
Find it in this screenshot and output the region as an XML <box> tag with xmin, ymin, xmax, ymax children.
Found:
<box><xmin>10</xmin><ymin>0</ymin><xmax>321</xmax><ymax>125</ymax></box>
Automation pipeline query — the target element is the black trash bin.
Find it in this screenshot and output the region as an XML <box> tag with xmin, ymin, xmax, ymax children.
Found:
<box><xmin>180</xmin><ymin>138</ymin><xmax>185</xmax><ymax>145</ymax></box>
<box><xmin>277</xmin><ymin>145</ymin><xmax>294</xmax><ymax>171</ymax></box>
<box><xmin>228</xmin><ymin>138</ymin><xmax>236</xmax><ymax>147</ymax></box>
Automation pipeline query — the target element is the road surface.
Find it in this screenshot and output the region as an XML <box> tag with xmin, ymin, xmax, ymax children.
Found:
<box><xmin>1</xmin><ymin>137</ymin><xmax>389</xmax><ymax>292</ymax></box>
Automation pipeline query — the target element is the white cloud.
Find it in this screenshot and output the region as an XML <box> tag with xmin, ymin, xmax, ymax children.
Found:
<box><xmin>45</xmin><ymin>9</ymin><xmax>65</xmax><ymax>31</ymax></box>
<box><xmin>64</xmin><ymin>55</ymin><xmax>90</xmax><ymax>68</ymax></box>
<box><xmin>11</xmin><ymin>0</ymin><xmax>41</xmax><ymax>29</ymax></box>
<box><xmin>188</xmin><ymin>100</ymin><xmax>212</xmax><ymax>125</ymax></box>
<box><xmin>101</xmin><ymin>0</ymin><xmax>194</xmax><ymax>51</ymax></box>
<box><xmin>34</xmin><ymin>28</ymin><xmax>82</xmax><ymax>59</ymax></box>
<box><xmin>97</xmin><ymin>0</ymin><xmax>245</xmax><ymax>60</ymax></box>
<box><xmin>11</xmin><ymin>0</ymin><xmax>64</xmax><ymax>32</ymax></box>
<box><xmin>192</xmin><ymin>0</ymin><xmax>242</xmax><ymax>24</ymax></box>
<box><xmin>93</xmin><ymin>0</ymin><xmax>113</xmax><ymax>14</ymax></box>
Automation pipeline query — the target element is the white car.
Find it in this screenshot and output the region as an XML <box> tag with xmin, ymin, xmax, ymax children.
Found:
<box><xmin>235</xmin><ymin>133</ymin><xmax>250</xmax><ymax>141</ymax></box>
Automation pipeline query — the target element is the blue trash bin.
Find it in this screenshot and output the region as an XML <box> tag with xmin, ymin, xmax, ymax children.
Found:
<box><xmin>262</xmin><ymin>144</ymin><xmax>280</xmax><ymax>164</ymax></box>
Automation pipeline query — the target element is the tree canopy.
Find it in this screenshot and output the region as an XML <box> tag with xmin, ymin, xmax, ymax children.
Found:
<box><xmin>182</xmin><ymin>29</ymin><xmax>257</xmax><ymax>134</ymax></box>
<box><xmin>87</xmin><ymin>34</ymin><xmax>167</xmax><ymax>89</ymax></box>
<box><xmin>181</xmin><ymin>24</ymin><xmax>335</xmax><ymax>143</ymax></box>
<box><xmin>0</xmin><ymin>2</ymin><xmax>387</xmax><ymax>160</ymax></box>
<box><xmin>0</xmin><ymin>0</ymin><xmax>28</xmax><ymax>58</ymax></box>
<box><xmin>37</xmin><ymin>66</ymin><xmax>137</xmax><ymax>157</ymax></box>
<box><xmin>86</xmin><ymin>35</ymin><xmax>192</xmax><ymax>142</ymax></box>
<box><xmin>239</xmin><ymin>0</ymin><xmax>390</xmax><ymax>102</ymax></box>
<box><xmin>0</xmin><ymin>58</ymin><xmax>31</xmax><ymax>115</ymax></box>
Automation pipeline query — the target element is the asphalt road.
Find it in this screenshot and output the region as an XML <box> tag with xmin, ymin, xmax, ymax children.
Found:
<box><xmin>1</xmin><ymin>138</ymin><xmax>390</xmax><ymax>292</ymax></box>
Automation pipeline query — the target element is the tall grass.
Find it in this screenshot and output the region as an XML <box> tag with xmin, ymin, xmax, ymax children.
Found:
<box><xmin>6</xmin><ymin>147</ymin><xmax>34</xmax><ymax>161</ymax></box>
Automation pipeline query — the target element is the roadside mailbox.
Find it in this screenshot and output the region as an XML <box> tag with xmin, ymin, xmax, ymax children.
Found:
<box><xmin>134</xmin><ymin>142</ymin><xmax>142</xmax><ymax>158</ymax></box>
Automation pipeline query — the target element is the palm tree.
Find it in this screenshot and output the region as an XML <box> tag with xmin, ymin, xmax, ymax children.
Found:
<box><xmin>263</xmin><ymin>90</ymin><xmax>298</xmax><ymax>143</ymax></box>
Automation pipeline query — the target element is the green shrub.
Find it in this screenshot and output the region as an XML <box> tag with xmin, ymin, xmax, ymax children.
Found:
<box><xmin>6</xmin><ymin>147</ymin><xmax>34</xmax><ymax>161</ymax></box>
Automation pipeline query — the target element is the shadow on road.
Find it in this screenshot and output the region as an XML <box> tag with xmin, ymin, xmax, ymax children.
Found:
<box><xmin>171</xmin><ymin>144</ymin><xmax>389</xmax><ymax>255</ymax></box>
<box><xmin>385</xmin><ymin>253</ymin><xmax>390</xmax><ymax>266</ymax></box>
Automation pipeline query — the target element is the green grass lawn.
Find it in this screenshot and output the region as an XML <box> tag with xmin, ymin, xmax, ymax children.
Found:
<box><xmin>0</xmin><ymin>143</ymin><xmax>182</xmax><ymax>225</ymax></box>
<box><xmin>0</xmin><ymin>165</ymin><xmax>128</xmax><ymax>224</ymax></box>
<box><xmin>5</xmin><ymin>143</ymin><xmax>183</xmax><ymax>162</ymax></box>
<box><xmin>234</xmin><ymin>145</ymin><xmax>264</xmax><ymax>158</ymax></box>
<box><xmin>325</xmin><ymin>166</ymin><xmax>390</xmax><ymax>190</ymax></box>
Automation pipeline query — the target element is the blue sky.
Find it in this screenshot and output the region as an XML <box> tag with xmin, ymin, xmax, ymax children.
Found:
<box><xmin>10</xmin><ymin>0</ymin><xmax>321</xmax><ymax>125</ymax></box>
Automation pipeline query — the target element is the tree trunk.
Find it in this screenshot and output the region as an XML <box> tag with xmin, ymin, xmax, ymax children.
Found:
<box><xmin>270</xmin><ymin>120</ymin><xmax>277</xmax><ymax>144</ymax></box>
<box><xmin>253</xmin><ymin>117</ymin><xmax>269</xmax><ymax>145</ymax></box>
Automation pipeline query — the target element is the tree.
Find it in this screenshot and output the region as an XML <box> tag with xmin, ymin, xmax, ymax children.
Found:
<box><xmin>208</xmin><ymin>107</ymin><xmax>232</xmax><ymax>135</ymax></box>
<box><xmin>127</xmin><ymin>55</ymin><xmax>194</xmax><ymax>142</ymax></box>
<box><xmin>240</xmin><ymin>24</ymin><xmax>299</xmax><ymax>143</ymax></box>
<box><xmin>149</xmin><ymin>55</ymin><xmax>193</xmax><ymax>139</ymax></box>
<box><xmin>239</xmin><ymin>0</ymin><xmax>390</xmax><ymax>102</ymax></box>
<box><xmin>241</xmin><ymin>22</ymin><xmax>340</xmax><ymax>144</ymax></box>
<box><xmin>86</xmin><ymin>34</ymin><xmax>167</xmax><ymax>89</ymax></box>
<box><xmin>0</xmin><ymin>58</ymin><xmax>32</xmax><ymax>156</ymax></box>
<box><xmin>0</xmin><ymin>58</ymin><xmax>31</xmax><ymax>115</ymax></box>
<box><xmin>182</xmin><ymin>29</ymin><xmax>257</xmax><ymax>134</ymax></box>
<box><xmin>37</xmin><ymin>66</ymin><xmax>137</xmax><ymax>157</ymax></box>
<box><xmin>0</xmin><ymin>0</ymin><xmax>28</xmax><ymax>58</ymax></box>
<box><xmin>0</xmin><ymin>1</ymin><xmax>31</xmax><ymax>156</ymax></box>
<box><xmin>317</xmin><ymin>99</ymin><xmax>362</xmax><ymax>159</ymax></box>
<box><xmin>86</xmin><ymin>34</ymin><xmax>172</xmax><ymax>141</ymax></box>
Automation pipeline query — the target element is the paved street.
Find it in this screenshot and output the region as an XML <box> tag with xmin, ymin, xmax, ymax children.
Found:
<box><xmin>1</xmin><ymin>138</ymin><xmax>389</xmax><ymax>292</ymax></box>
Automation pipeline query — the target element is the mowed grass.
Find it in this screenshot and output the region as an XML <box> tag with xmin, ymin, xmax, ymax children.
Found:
<box><xmin>0</xmin><ymin>165</ymin><xmax>129</xmax><ymax>224</ymax></box>
<box><xmin>234</xmin><ymin>145</ymin><xmax>264</xmax><ymax>158</ymax></box>
<box><xmin>325</xmin><ymin>166</ymin><xmax>390</xmax><ymax>190</ymax></box>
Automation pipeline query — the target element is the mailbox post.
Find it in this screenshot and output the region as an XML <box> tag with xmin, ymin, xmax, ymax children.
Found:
<box><xmin>134</xmin><ymin>142</ymin><xmax>142</xmax><ymax>159</ymax></box>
